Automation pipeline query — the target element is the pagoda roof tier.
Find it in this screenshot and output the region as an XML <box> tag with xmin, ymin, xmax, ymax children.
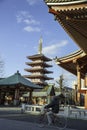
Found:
<box><xmin>27</xmin><ymin>54</ymin><xmax>52</xmax><ymax>61</ymax></box>
<box><xmin>24</xmin><ymin>75</ymin><xmax>54</xmax><ymax>80</ymax></box>
<box><xmin>25</xmin><ymin>61</ymin><xmax>53</xmax><ymax>67</ymax></box>
<box><xmin>24</xmin><ymin>68</ymin><xmax>53</xmax><ymax>74</ymax></box>
<box><xmin>44</xmin><ymin>1</ymin><xmax>87</xmax><ymax>54</ymax></box>
<box><xmin>55</xmin><ymin>50</ymin><xmax>87</xmax><ymax>79</ymax></box>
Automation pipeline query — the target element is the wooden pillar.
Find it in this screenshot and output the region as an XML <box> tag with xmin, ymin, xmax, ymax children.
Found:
<box><xmin>77</xmin><ymin>64</ymin><xmax>81</xmax><ymax>105</ymax></box>
<box><xmin>84</xmin><ymin>73</ymin><xmax>87</xmax><ymax>109</ymax></box>
<box><xmin>74</xmin><ymin>84</ymin><xmax>78</xmax><ymax>105</ymax></box>
<box><xmin>85</xmin><ymin>91</ymin><xmax>87</xmax><ymax>109</ymax></box>
<box><xmin>28</xmin><ymin>89</ymin><xmax>33</xmax><ymax>104</ymax></box>
<box><xmin>84</xmin><ymin>77</ymin><xmax>86</xmax><ymax>88</ymax></box>
<box><xmin>84</xmin><ymin>73</ymin><xmax>87</xmax><ymax>87</ymax></box>
<box><xmin>15</xmin><ymin>89</ymin><xmax>19</xmax><ymax>99</ymax></box>
<box><xmin>14</xmin><ymin>88</ymin><xmax>19</xmax><ymax>105</ymax></box>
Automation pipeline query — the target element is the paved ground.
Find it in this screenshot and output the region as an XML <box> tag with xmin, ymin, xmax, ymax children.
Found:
<box><xmin>0</xmin><ymin>107</ymin><xmax>87</xmax><ymax>130</ymax></box>
<box><xmin>0</xmin><ymin>118</ymin><xmax>76</xmax><ymax>130</ymax></box>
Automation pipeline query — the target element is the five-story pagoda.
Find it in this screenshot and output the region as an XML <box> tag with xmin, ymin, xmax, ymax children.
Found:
<box><xmin>24</xmin><ymin>38</ymin><xmax>53</xmax><ymax>88</ymax></box>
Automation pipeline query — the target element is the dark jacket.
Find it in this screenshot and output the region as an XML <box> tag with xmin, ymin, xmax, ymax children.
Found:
<box><xmin>44</xmin><ymin>96</ymin><xmax>59</xmax><ymax>113</ymax></box>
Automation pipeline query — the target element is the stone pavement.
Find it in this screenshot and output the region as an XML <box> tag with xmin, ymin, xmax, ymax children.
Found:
<box><xmin>0</xmin><ymin>118</ymin><xmax>76</xmax><ymax>130</ymax></box>
<box><xmin>0</xmin><ymin>106</ymin><xmax>87</xmax><ymax>130</ymax></box>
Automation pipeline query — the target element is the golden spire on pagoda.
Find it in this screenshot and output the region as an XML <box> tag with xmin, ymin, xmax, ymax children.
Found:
<box><xmin>38</xmin><ymin>36</ymin><xmax>43</xmax><ymax>54</ymax></box>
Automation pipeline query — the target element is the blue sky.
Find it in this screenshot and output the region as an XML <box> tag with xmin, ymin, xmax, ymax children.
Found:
<box><xmin>0</xmin><ymin>0</ymin><xmax>79</xmax><ymax>87</ymax></box>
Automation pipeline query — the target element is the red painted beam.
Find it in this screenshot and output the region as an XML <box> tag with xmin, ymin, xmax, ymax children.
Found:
<box><xmin>49</xmin><ymin>8</ymin><xmax>59</xmax><ymax>15</ymax></box>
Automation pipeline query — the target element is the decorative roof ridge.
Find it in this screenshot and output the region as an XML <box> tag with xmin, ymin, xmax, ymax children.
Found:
<box><xmin>54</xmin><ymin>49</ymin><xmax>86</xmax><ymax>61</ymax></box>
<box><xmin>44</xmin><ymin>0</ymin><xmax>87</xmax><ymax>6</ymax></box>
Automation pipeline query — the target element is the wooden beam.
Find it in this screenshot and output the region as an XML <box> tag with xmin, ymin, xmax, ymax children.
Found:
<box><xmin>49</xmin><ymin>8</ymin><xmax>59</xmax><ymax>15</ymax></box>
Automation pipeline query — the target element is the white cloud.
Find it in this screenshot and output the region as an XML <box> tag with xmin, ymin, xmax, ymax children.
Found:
<box><xmin>24</xmin><ymin>26</ymin><xmax>41</xmax><ymax>32</ymax></box>
<box><xmin>16</xmin><ymin>11</ymin><xmax>30</xmax><ymax>23</ymax></box>
<box><xmin>16</xmin><ymin>11</ymin><xmax>40</xmax><ymax>25</ymax></box>
<box><xmin>23</xmin><ymin>19</ymin><xmax>40</xmax><ymax>25</ymax></box>
<box><xmin>42</xmin><ymin>40</ymin><xmax>68</xmax><ymax>57</ymax></box>
<box><xmin>26</xmin><ymin>0</ymin><xmax>41</xmax><ymax>5</ymax></box>
<box><xmin>16</xmin><ymin>11</ymin><xmax>41</xmax><ymax>33</ymax></box>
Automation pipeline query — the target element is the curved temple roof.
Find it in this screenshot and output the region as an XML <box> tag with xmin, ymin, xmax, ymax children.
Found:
<box><xmin>55</xmin><ymin>50</ymin><xmax>87</xmax><ymax>78</ymax></box>
<box><xmin>0</xmin><ymin>71</ymin><xmax>42</xmax><ymax>89</ymax></box>
<box><xmin>44</xmin><ymin>0</ymin><xmax>87</xmax><ymax>54</ymax></box>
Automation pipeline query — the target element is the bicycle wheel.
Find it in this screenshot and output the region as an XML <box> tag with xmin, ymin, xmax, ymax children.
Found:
<box><xmin>37</xmin><ymin>113</ymin><xmax>48</xmax><ymax>127</ymax></box>
<box><xmin>54</xmin><ymin>115</ymin><xmax>67</xmax><ymax>130</ymax></box>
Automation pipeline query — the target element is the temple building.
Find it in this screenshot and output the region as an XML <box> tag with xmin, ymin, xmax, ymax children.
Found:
<box><xmin>0</xmin><ymin>71</ymin><xmax>41</xmax><ymax>105</ymax></box>
<box><xmin>24</xmin><ymin>38</ymin><xmax>53</xmax><ymax>88</ymax></box>
<box><xmin>44</xmin><ymin>0</ymin><xmax>87</xmax><ymax>108</ymax></box>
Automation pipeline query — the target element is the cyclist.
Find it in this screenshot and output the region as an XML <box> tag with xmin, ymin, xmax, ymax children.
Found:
<box><xmin>44</xmin><ymin>93</ymin><xmax>65</xmax><ymax>125</ymax></box>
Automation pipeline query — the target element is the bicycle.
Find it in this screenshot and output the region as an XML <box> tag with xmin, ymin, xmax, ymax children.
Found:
<box><xmin>37</xmin><ymin>107</ymin><xmax>67</xmax><ymax>130</ymax></box>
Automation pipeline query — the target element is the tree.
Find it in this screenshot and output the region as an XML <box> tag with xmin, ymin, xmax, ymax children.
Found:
<box><xmin>0</xmin><ymin>56</ymin><xmax>4</xmax><ymax>78</ymax></box>
<box><xmin>55</xmin><ymin>75</ymin><xmax>77</xmax><ymax>105</ymax></box>
<box><xmin>56</xmin><ymin>74</ymin><xmax>65</xmax><ymax>93</ymax></box>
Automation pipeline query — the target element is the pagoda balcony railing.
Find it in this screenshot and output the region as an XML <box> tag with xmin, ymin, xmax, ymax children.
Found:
<box><xmin>32</xmin><ymin>80</ymin><xmax>47</xmax><ymax>84</ymax></box>
<box><xmin>31</xmin><ymin>73</ymin><xmax>47</xmax><ymax>76</ymax></box>
<box><xmin>32</xmin><ymin>78</ymin><xmax>46</xmax><ymax>82</ymax></box>
<box><xmin>31</xmin><ymin>72</ymin><xmax>42</xmax><ymax>74</ymax></box>
<box><xmin>33</xmin><ymin>66</ymin><xmax>43</xmax><ymax>69</ymax></box>
<box><xmin>30</xmin><ymin>67</ymin><xmax>49</xmax><ymax>71</ymax></box>
<box><xmin>31</xmin><ymin>74</ymin><xmax>51</xmax><ymax>79</ymax></box>
<box><xmin>31</xmin><ymin>65</ymin><xmax>52</xmax><ymax>68</ymax></box>
<box><xmin>33</xmin><ymin>60</ymin><xmax>43</xmax><ymax>62</ymax></box>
